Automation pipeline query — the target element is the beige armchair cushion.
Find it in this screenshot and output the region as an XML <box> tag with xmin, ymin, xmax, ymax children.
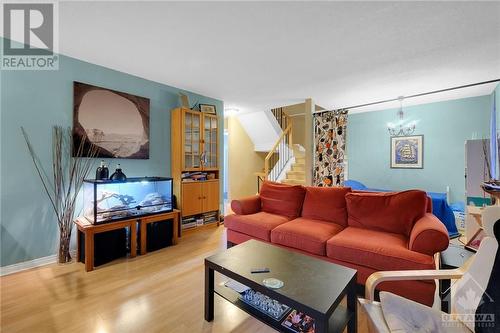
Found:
<box><xmin>358</xmin><ymin>299</ymin><xmax>390</xmax><ymax>333</ymax></box>
<box><xmin>379</xmin><ymin>292</ymin><xmax>470</xmax><ymax>333</ymax></box>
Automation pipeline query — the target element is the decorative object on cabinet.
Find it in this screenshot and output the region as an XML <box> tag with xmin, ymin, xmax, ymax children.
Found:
<box><xmin>110</xmin><ymin>164</ymin><xmax>127</xmax><ymax>181</ymax></box>
<box><xmin>73</xmin><ymin>81</ymin><xmax>150</xmax><ymax>159</ymax></box>
<box><xmin>199</xmin><ymin>103</ymin><xmax>217</xmax><ymax>115</ymax></box>
<box><xmin>179</xmin><ymin>93</ymin><xmax>191</xmax><ymax>109</ymax></box>
<box><xmin>95</xmin><ymin>160</ymin><xmax>109</xmax><ymax>180</ymax></box>
<box><xmin>171</xmin><ymin>107</ymin><xmax>220</xmax><ymax>229</ymax></box>
<box><xmin>390</xmin><ymin>135</ymin><xmax>423</xmax><ymax>169</ymax></box>
<box><xmin>21</xmin><ymin>126</ymin><xmax>99</xmax><ymax>264</ymax></box>
<box><xmin>83</xmin><ymin>177</ymin><xmax>173</xmax><ymax>224</ymax></box>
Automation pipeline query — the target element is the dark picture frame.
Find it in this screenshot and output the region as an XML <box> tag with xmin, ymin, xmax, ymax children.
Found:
<box><xmin>199</xmin><ymin>104</ymin><xmax>217</xmax><ymax>115</ymax></box>
<box><xmin>390</xmin><ymin>135</ymin><xmax>424</xmax><ymax>169</ymax></box>
<box><xmin>73</xmin><ymin>81</ymin><xmax>150</xmax><ymax>159</ymax></box>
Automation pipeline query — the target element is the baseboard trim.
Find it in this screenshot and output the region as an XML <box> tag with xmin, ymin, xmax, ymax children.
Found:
<box><xmin>0</xmin><ymin>250</ymin><xmax>77</xmax><ymax>277</ymax></box>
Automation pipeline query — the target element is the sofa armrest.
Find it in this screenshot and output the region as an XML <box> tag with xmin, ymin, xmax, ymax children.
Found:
<box><xmin>231</xmin><ymin>195</ymin><xmax>261</xmax><ymax>215</ymax></box>
<box><xmin>425</xmin><ymin>196</ymin><xmax>433</xmax><ymax>213</ymax></box>
<box><xmin>409</xmin><ymin>213</ymin><xmax>449</xmax><ymax>256</ymax></box>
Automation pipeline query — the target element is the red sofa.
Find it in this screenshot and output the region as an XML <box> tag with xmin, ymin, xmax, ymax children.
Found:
<box><xmin>225</xmin><ymin>181</ymin><xmax>449</xmax><ymax>306</ymax></box>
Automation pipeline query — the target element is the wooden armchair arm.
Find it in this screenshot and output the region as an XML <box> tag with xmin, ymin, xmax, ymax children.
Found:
<box><xmin>365</xmin><ymin>268</ymin><xmax>465</xmax><ymax>301</ymax></box>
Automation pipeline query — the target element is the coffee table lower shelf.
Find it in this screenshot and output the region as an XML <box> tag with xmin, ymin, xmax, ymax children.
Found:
<box><xmin>214</xmin><ymin>284</ymin><xmax>353</xmax><ymax>333</ymax></box>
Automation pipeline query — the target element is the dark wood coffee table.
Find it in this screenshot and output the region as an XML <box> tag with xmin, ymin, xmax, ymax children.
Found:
<box><xmin>205</xmin><ymin>240</ymin><xmax>357</xmax><ymax>333</ymax></box>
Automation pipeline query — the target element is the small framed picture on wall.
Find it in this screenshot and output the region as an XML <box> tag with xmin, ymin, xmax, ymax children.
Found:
<box><xmin>199</xmin><ymin>104</ymin><xmax>217</xmax><ymax>115</ymax></box>
<box><xmin>390</xmin><ymin>135</ymin><xmax>423</xmax><ymax>169</ymax></box>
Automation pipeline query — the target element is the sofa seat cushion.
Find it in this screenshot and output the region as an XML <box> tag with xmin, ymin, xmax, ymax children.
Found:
<box><xmin>301</xmin><ymin>186</ymin><xmax>352</xmax><ymax>226</ymax></box>
<box><xmin>224</xmin><ymin>212</ymin><xmax>291</xmax><ymax>241</ymax></box>
<box><xmin>271</xmin><ymin>218</ymin><xmax>344</xmax><ymax>255</ymax></box>
<box><xmin>346</xmin><ymin>190</ymin><xmax>428</xmax><ymax>236</ymax></box>
<box><xmin>326</xmin><ymin>227</ymin><xmax>435</xmax><ymax>271</ymax></box>
<box><xmin>260</xmin><ymin>181</ymin><xmax>306</xmax><ymax>219</ymax></box>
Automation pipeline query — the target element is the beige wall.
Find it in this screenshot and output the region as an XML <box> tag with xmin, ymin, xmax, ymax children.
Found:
<box><xmin>290</xmin><ymin>115</ymin><xmax>305</xmax><ymax>147</ymax></box>
<box><xmin>281</xmin><ymin>100</ymin><xmax>322</xmax><ymax>186</ymax></box>
<box><xmin>282</xmin><ymin>102</ymin><xmax>322</xmax><ymax>149</ymax></box>
<box><xmin>227</xmin><ymin>116</ymin><xmax>265</xmax><ymax>199</ymax></box>
<box><xmin>283</xmin><ymin>103</ymin><xmax>306</xmax><ymax>148</ymax></box>
<box><xmin>304</xmin><ymin>98</ymin><xmax>314</xmax><ymax>185</ymax></box>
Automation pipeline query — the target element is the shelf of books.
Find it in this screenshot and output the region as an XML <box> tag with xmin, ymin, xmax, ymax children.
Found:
<box><xmin>181</xmin><ymin>211</ymin><xmax>219</xmax><ymax>230</ymax></box>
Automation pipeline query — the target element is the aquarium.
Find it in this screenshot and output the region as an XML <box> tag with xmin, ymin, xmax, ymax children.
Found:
<box><xmin>83</xmin><ymin>177</ymin><xmax>173</xmax><ymax>224</ymax></box>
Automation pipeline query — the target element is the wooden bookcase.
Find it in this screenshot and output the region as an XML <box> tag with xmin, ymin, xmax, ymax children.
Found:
<box><xmin>171</xmin><ymin>108</ymin><xmax>220</xmax><ymax>228</ymax></box>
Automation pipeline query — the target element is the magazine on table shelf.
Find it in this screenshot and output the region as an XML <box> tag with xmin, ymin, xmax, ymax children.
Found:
<box><xmin>281</xmin><ymin>309</ymin><xmax>315</xmax><ymax>333</ymax></box>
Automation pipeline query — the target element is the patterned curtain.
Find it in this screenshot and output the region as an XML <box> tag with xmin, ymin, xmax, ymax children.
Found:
<box><xmin>313</xmin><ymin>109</ymin><xmax>348</xmax><ymax>187</ymax></box>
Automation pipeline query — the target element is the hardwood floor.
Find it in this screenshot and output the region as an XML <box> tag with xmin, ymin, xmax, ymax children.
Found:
<box><xmin>0</xmin><ymin>226</ymin><xmax>369</xmax><ymax>332</ymax></box>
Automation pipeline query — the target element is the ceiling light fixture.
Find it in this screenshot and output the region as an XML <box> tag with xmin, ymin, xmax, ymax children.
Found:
<box><xmin>387</xmin><ymin>96</ymin><xmax>416</xmax><ymax>136</ymax></box>
<box><xmin>224</xmin><ymin>108</ymin><xmax>240</xmax><ymax>117</ymax></box>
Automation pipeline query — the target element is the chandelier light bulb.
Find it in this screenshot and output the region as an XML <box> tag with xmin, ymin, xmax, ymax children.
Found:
<box><xmin>387</xmin><ymin>96</ymin><xmax>416</xmax><ymax>136</ymax></box>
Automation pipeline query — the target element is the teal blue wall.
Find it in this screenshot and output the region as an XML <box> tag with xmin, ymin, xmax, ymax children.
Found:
<box><xmin>347</xmin><ymin>95</ymin><xmax>491</xmax><ymax>203</ymax></box>
<box><xmin>0</xmin><ymin>43</ymin><xmax>223</xmax><ymax>267</ymax></box>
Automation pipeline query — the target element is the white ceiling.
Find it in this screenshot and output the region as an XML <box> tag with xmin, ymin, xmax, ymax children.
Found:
<box><xmin>55</xmin><ymin>1</ymin><xmax>500</xmax><ymax>114</ymax></box>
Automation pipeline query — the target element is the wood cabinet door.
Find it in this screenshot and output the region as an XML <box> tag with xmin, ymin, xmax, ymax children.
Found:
<box><xmin>202</xmin><ymin>114</ymin><xmax>218</xmax><ymax>169</ymax></box>
<box><xmin>182</xmin><ymin>110</ymin><xmax>202</xmax><ymax>171</ymax></box>
<box><xmin>182</xmin><ymin>182</ymin><xmax>203</xmax><ymax>216</ymax></box>
<box><xmin>202</xmin><ymin>181</ymin><xmax>219</xmax><ymax>212</ymax></box>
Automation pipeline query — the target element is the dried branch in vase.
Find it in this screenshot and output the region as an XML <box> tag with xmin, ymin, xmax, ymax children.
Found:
<box><xmin>21</xmin><ymin>126</ymin><xmax>99</xmax><ymax>263</ymax></box>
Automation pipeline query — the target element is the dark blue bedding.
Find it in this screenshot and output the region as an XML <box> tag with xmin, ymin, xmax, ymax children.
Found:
<box><xmin>344</xmin><ymin>180</ymin><xmax>459</xmax><ymax>238</ymax></box>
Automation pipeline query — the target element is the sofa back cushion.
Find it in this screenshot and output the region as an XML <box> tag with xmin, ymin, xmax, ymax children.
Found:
<box><xmin>346</xmin><ymin>190</ymin><xmax>428</xmax><ymax>236</ymax></box>
<box><xmin>260</xmin><ymin>181</ymin><xmax>306</xmax><ymax>218</ymax></box>
<box><xmin>353</xmin><ymin>189</ymin><xmax>433</xmax><ymax>213</ymax></box>
<box><xmin>301</xmin><ymin>186</ymin><xmax>352</xmax><ymax>226</ymax></box>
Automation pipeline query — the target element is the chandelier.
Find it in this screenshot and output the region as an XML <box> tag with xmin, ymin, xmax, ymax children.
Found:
<box><xmin>387</xmin><ymin>96</ymin><xmax>416</xmax><ymax>136</ymax></box>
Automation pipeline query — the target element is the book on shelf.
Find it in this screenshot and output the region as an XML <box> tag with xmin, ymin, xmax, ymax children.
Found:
<box><xmin>181</xmin><ymin>172</ymin><xmax>208</xmax><ymax>182</ymax></box>
<box><xmin>202</xmin><ymin>211</ymin><xmax>218</xmax><ymax>224</ymax></box>
<box><xmin>202</xmin><ymin>211</ymin><xmax>218</xmax><ymax>217</ymax></box>
<box><xmin>181</xmin><ymin>222</ymin><xmax>196</xmax><ymax>229</ymax></box>
<box><xmin>181</xmin><ymin>216</ymin><xmax>197</xmax><ymax>229</ymax></box>
<box><xmin>281</xmin><ymin>310</ymin><xmax>315</xmax><ymax>333</ymax></box>
<box><xmin>181</xmin><ymin>217</ymin><xmax>196</xmax><ymax>224</ymax></box>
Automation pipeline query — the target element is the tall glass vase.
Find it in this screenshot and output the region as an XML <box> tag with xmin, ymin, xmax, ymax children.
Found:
<box><xmin>58</xmin><ymin>225</ymin><xmax>73</xmax><ymax>264</ymax></box>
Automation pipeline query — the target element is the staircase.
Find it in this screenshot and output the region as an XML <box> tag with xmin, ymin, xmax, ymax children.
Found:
<box><xmin>282</xmin><ymin>145</ymin><xmax>305</xmax><ymax>185</ymax></box>
<box><xmin>260</xmin><ymin>107</ymin><xmax>307</xmax><ymax>188</ymax></box>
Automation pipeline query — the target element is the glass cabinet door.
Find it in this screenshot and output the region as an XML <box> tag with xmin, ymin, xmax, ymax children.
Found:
<box><xmin>183</xmin><ymin>111</ymin><xmax>202</xmax><ymax>170</ymax></box>
<box><xmin>203</xmin><ymin>115</ymin><xmax>218</xmax><ymax>168</ymax></box>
